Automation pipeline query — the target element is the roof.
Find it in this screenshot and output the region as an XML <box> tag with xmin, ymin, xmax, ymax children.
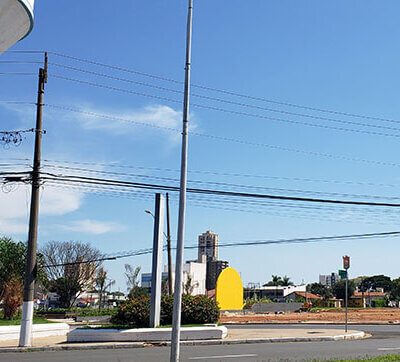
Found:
<box><xmin>286</xmin><ymin>291</ymin><xmax>323</xmax><ymax>300</ymax></box>
<box><xmin>354</xmin><ymin>292</ymin><xmax>386</xmax><ymax>297</ymax></box>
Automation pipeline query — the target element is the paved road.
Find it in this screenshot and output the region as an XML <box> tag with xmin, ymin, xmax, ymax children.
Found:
<box><xmin>0</xmin><ymin>324</ymin><xmax>399</xmax><ymax>361</ymax></box>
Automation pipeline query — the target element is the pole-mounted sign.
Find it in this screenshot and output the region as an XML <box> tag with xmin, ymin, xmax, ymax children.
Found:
<box><xmin>343</xmin><ymin>255</ymin><xmax>350</xmax><ymax>270</ymax></box>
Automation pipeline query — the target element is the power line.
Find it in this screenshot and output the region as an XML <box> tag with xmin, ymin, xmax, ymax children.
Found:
<box><xmin>39</xmin><ymin>173</ymin><xmax>400</xmax><ymax>207</ymax></box>
<box><xmin>38</xmin><ymin>158</ymin><xmax>399</xmax><ymax>187</ymax></box>
<box><xmin>49</xmin><ymin>73</ymin><xmax>400</xmax><ymax>139</ymax></box>
<box><xmin>43</xmin><ymin>230</ymin><xmax>400</xmax><ymax>267</ymax></box>
<box><xmin>48</xmin><ymin>62</ymin><xmax>400</xmax><ymax>133</ymax></box>
<box><xmin>46</xmin><ymin>50</ymin><xmax>400</xmax><ymax>125</ymax></box>
<box><xmin>42</xmin><ymin>104</ymin><xmax>400</xmax><ymax>168</ymax></box>
<box><xmin>40</xmin><ymin>164</ymin><xmax>400</xmax><ymax>200</ymax></box>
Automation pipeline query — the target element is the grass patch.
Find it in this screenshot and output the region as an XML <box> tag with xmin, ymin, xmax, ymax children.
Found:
<box><xmin>326</xmin><ymin>355</ymin><xmax>400</xmax><ymax>361</ymax></box>
<box><xmin>0</xmin><ymin>317</ymin><xmax>54</xmax><ymax>326</ymax></box>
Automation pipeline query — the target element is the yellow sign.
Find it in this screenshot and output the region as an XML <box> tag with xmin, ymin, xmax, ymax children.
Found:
<box><xmin>215</xmin><ymin>267</ymin><xmax>243</xmax><ymax>310</ymax></box>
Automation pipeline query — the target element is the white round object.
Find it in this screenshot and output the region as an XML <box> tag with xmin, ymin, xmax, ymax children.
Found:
<box><xmin>0</xmin><ymin>0</ymin><xmax>34</xmax><ymax>55</ymax></box>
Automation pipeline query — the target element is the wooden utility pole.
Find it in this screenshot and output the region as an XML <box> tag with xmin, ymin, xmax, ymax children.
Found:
<box><xmin>19</xmin><ymin>53</ymin><xmax>47</xmax><ymax>347</ymax></box>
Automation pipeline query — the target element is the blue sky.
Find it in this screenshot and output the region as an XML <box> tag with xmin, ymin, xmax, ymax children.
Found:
<box><xmin>2</xmin><ymin>0</ymin><xmax>400</xmax><ymax>291</ymax></box>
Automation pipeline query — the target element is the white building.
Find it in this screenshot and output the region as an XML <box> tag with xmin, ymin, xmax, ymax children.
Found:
<box><xmin>141</xmin><ymin>260</ymin><xmax>207</xmax><ymax>296</ymax></box>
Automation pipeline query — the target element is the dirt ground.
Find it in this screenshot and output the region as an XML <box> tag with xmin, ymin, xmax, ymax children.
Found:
<box><xmin>219</xmin><ymin>308</ymin><xmax>400</xmax><ymax>324</ymax></box>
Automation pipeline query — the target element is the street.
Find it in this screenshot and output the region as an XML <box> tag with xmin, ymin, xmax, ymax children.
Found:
<box><xmin>0</xmin><ymin>324</ymin><xmax>400</xmax><ymax>361</ymax></box>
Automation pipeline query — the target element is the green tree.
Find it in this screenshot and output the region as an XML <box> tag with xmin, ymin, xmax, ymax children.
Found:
<box><xmin>360</xmin><ymin>275</ymin><xmax>392</xmax><ymax>293</ymax></box>
<box><xmin>124</xmin><ymin>264</ymin><xmax>148</xmax><ymax>299</ymax></box>
<box><xmin>306</xmin><ymin>283</ymin><xmax>332</xmax><ymax>299</ymax></box>
<box><xmin>0</xmin><ymin>237</ymin><xmax>26</xmax><ymax>298</ymax></box>
<box><xmin>389</xmin><ymin>278</ymin><xmax>400</xmax><ymax>306</ymax></box>
<box><xmin>332</xmin><ymin>280</ymin><xmax>355</xmax><ymax>300</ymax></box>
<box><xmin>263</xmin><ymin>275</ymin><xmax>293</xmax><ymax>286</ymax></box>
<box><xmin>95</xmin><ymin>267</ymin><xmax>115</xmax><ymax>310</ymax></box>
<box><xmin>48</xmin><ymin>277</ymin><xmax>81</xmax><ymax>308</ymax></box>
<box><xmin>0</xmin><ymin>237</ymin><xmax>47</xmax><ymax>319</ymax></box>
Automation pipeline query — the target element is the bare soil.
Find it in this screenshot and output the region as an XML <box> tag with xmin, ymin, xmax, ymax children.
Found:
<box><xmin>219</xmin><ymin>308</ymin><xmax>400</xmax><ymax>324</ymax></box>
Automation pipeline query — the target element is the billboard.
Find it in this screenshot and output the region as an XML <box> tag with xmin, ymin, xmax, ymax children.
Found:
<box><xmin>0</xmin><ymin>0</ymin><xmax>34</xmax><ymax>55</ymax></box>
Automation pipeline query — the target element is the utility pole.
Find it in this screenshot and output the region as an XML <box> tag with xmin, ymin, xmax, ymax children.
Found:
<box><xmin>170</xmin><ymin>0</ymin><xmax>193</xmax><ymax>360</ymax></box>
<box><xmin>149</xmin><ymin>193</ymin><xmax>165</xmax><ymax>328</ymax></box>
<box><xmin>166</xmin><ymin>193</ymin><xmax>173</xmax><ymax>295</ymax></box>
<box><xmin>343</xmin><ymin>255</ymin><xmax>350</xmax><ymax>333</ymax></box>
<box><xmin>19</xmin><ymin>52</ymin><xmax>48</xmax><ymax>347</ymax></box>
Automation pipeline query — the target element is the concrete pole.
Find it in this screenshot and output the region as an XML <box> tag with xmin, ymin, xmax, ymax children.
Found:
<box><xmin>19</xmin><ymin>54</ymin><xmax>47</xmax><ymax>347</ymax></box>
<box><xmin>170</xmin><ymin>0</ymin><xmax>193</xmax><ymax>360</ymax></box>
<box><xmin>150</xmin><ymin>193</ymin><xmax>165</xmax><ymax>328</ymax></box>
<box><xmin>345</xmin><ymin>272</ymin><xmax>348</xmax><ymax>333</ymax></box>
<box><xmin>166</xmin><ymin>193</ymin><xmax>173</xmax><ymax>295</ymax></box>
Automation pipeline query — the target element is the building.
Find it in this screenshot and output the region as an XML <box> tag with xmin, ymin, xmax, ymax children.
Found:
<box><xmin>198</xmin><ymin>230</ymin><xmax>219</xmax><ymax>262</ymax></box>
<box><xmin>141</xmin><ymin>260</ymin><xmax>207</xmax><ymax>296</ymax></box>
<box><xmin>319</xmin><ymin>272</ymin><xmax>340</xmax><ymax>287</ymax></box>
<box><xmin>243</xmin><ymin>285</ymin><xmax>306</xmax><ymax>301</ymax></box>
<box><xmin>285</xmin><ymin>291</ymin><xmax>323</xmax><ymax>302</ymax></box>
<box><xmin>206</xmin><ymin>259</ymin><xmax>228</xmax><ymax>290</ymax></box>
<box><xmin>197</xmin><ymin>230</ymin><xmax>229</xmax><ymax>291</ymax></box>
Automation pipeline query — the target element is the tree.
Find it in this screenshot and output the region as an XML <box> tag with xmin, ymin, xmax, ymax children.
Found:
<box><xmin>40</xmin><ymin>241</ymin><xmax>103</xmax><ymax>308</ymax></box>
<box><xmin>2</xmin><ymin>277</ymin><xmax>23</xmax><ymax>320</ymax></box>
<box><xmin>263</xmin><ymin>275</ymin><xmax>293</xmax><ymax>286</ymax></box>
<box><xmin>389</xmin><ymin>278</ymin><xmax>400</xmax><ymax>306</ymax></box>
<box><xmin>0</xmin><ymin>237</ymin><xmax>26</xmax><ymax>299</ymax></box>
<box><xmin>0</xmin><ymin>237</ymin><xmax>47</xmax><ymax>318</ymax></box>
<box><xmin>281</xmin><ymin>276</ymin><xmax>294</xmax><ymax>286</ymax></box>
<box><xmin>332</xmin><ymin>280</ymin><xmax>355</xmax><ymax>300</ymax></box>
<box><xmin>360</xmin><ymin>275</ymin><xmax>392</xmax><ymax>293</ymax></box>
<box><xmin>48</xmin><ymin>277</ymin><xmax>81</xmax><ymax>308</ymax></box>
<box><xmin>183</xmin><ymin>274</ymin><xmax>199</xmax><ymax>295</ymax></box>
<box><xmin>307</xmin><ymin>283</ymin><xmax>332</xmax><ymax>299</ymax></box>
<box><xmin>124</xmin><ymin>264</ymin><xmax>147</xmax><ymax>299</ymax></box>
<box><xmin>95</xmin><ymin>267</ymin><xmax>115</xmax><ymax>310</ymax></box>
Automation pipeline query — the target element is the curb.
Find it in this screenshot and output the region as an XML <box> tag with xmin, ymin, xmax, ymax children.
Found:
<box><xmin>0</xmin><ymin>331</ymin><xmax>365</xmax><ymax>353</ymax></box>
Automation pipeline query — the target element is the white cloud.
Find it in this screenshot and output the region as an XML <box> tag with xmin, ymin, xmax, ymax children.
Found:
<box><xmin>49</xmin><ymin>103</ymin><xmax>198</xmax><ymax>143</ymax></box>
<box><xmin>60</xmin><ymin>219</ymin><xmax>125</xmax><ymax>235</ymax></box>
<box><xmin>0</xmin><ymin>184</ymin><xmax>83</xmax><ymax>236</ymax></box>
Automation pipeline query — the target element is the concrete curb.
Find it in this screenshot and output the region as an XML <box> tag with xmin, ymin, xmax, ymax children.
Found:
<box><xmin>0</xmin><ymin>331</ymin><xmax>365</xmax><ymax>353</ymax></box>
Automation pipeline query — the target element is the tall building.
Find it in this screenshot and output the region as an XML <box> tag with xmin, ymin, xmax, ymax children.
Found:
<box><xmin>319</xmin><ymin>272</ymin><xmax>340</xmax><ymax>287</ymax></box>
<box><xmin>198</xmin><ymin>230</ymin><xmax>219</xmax><ymax>262</ymax></box>
<box><xmin>197</xmin><ymin>230</ymin><xmax>228</xmax><ymax>290</ymax></box>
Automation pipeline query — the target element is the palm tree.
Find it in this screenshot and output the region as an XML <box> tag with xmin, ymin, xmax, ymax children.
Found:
<box><xmin>95</xmin><ymin>267</ymin><xmax>115</xmax><ymax>310</ymax></box>
<box><xmin>281</xmin><ymin>276</ymin><xmax>294</xmax><ymax>286</ymax></box>
<box><xmin>263</xmin><ymin>275</ymin><xmax>283</xmax><ymax>286</ymax></box>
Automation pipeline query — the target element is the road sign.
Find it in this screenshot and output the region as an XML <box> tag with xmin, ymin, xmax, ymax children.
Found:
<box><xmin>343</xmin><ymin>255</ymin><xmax>350</xmax><ymax>269</ymax></box>
<box><xmin>338</xmin><ymin>269</ymin><xmax>347</xmax><ymax>279</ymax></box>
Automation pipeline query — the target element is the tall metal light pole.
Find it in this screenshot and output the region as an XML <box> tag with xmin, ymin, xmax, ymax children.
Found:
<box><xmin>19</xmin><ymin>52</ymin><xmax>47</xmax><ymax>347</ymax></box>
<box><xmin>170</xmin><ymin>0</ymin><xmax>193</xmax><ymax>361</ymax></box>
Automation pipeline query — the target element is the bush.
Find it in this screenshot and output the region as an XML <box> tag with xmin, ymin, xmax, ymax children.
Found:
<box><xmin>110</xmin><ymin>296</ymin><xmax>150</xmax><ymax>327</ymax></box>
<box><xmin>372</xmin><ymin>298</ymin><xmax>388</xmax><ymax>308</ymax></box>
<box><xmin>110</xmin><ymin>294</ymin><xmax>219</xmax><ymax>327</ymax></box>
<box><xmin>2</xmin><ymin>278</ymin><xmax>23</xmax><ymax>320</ymax></box>
<box><xmin>243</xmin><ymin>298</ymin><xmax>272</xmax><ymax>309</ymax></box>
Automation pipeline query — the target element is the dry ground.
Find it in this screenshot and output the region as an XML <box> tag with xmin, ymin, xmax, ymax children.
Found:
<box><xmin>219</xmin><ymin>308</ymin><xmax>400</xmax><ymax>324</ymax></box>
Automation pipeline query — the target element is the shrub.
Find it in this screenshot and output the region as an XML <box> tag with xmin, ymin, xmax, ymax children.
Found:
<box><xmin>372</xmin><ymin>298</ymin><xmax>388</xmax><ymax>308</ymax></box>
<box><xmin>2</xmin><ymin>278</ymin><xmax>23</xmax><ymax>320</ymax></box>
<box><xmin>110</xmin><ymin>296</ymin><xmax>150</xmax><ymax>327</ymax></box>
<box><xmin>110</xmin><ymin>294</ymin><xmax>219</xmax><ymax>327</ymax></box>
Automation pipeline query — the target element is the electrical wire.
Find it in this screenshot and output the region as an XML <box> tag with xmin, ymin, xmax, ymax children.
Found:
<box><xmin>49</xmin><ymin>73</ymin><xmax>400</xmax><ymax>139</ymax></box>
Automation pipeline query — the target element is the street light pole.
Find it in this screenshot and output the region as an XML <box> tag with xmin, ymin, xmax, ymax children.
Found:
<box><xmin>170</xmin><ymin>0</ymin><xmax>193</xmax><ymax>361</ymax></box>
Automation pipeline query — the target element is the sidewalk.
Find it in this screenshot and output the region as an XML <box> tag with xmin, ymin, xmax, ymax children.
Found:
<box><xmin>0</xmin><ymin>327</ymin><xmax>366</xmax><ymax>353</ymax></box>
